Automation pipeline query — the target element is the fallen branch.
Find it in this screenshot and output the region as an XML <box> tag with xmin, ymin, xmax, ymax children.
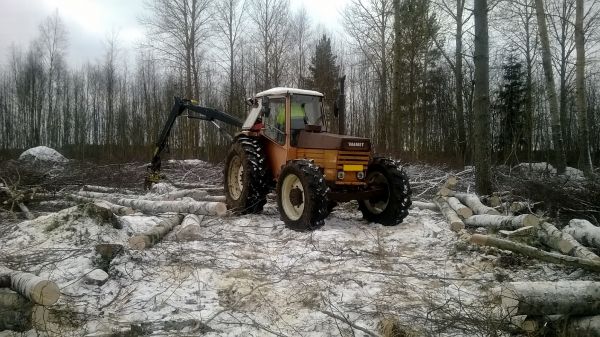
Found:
<box><xmin>470</xmin><ymin>234</ymin><xmax>600</xmax><ymax>272</ymax></box>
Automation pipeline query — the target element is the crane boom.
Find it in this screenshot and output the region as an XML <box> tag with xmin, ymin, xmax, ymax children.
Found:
<box><xmin>144</xmin><ymin>97</ymin><xmax>243</xmax><ymax>189</ymax></box>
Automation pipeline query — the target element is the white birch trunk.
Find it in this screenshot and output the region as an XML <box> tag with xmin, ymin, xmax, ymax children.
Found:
<box><xmin>564</xmin><ymin>219</ymin><xmax>600</xmax><ymax>250</ymax></box>
<box><xmin>410</xmin><ymin>201</ymin><xmax>439</xmax><ymax>211</ymax></box>
<box><xmin>67</xmin><ymin>194</ymin><xmax>135</xmax><ymax>215</ymax></box>
<box><xmin>470</xmin><ymin>234</ymin><xmax>600</xmax><ymax>272</ymax></box>
<box><xmin>173</xmin><ymin>214</ymin><xmax>205</xmax><ymax>241</ymax></box>
<box><xmin>537</xmin><ymin>222</ymin><xmax>600</xmax><ymax>260</ymax></box>
<box><xmin>83</xmin><ymin>185</ymin><xmax>135</xmax><ymax>194</ymax></box>
<box><xmin>449</xmin><ymin>192</ymin><xmax>500</xmax><ymax>215</ymax></box>
<box><xmin>129</xmin><ymin>214</ymin><xmax>184</xmax><ymax>249</ymax></box>
<box><xmin>433</xmin><ymin>196</ymin><xmax>465</xmax><ymax>232</ymax></box>
<box><xmin>446</xmin><ymin>197</ymin><xmax>473</xmax><ymax>219</ymax></box>
<box><xmin>496</xmin><ymin>281</ymin><xmax>600</xmax><ymax>316</ymax></box>
<box><xmin>153</xmin><ymin>189</ymin><xmax>209</xmax><ymax>201</ymax></box>
<box><xmin>464</xmin><ymin>214</ymin><xmax>539</xmax><ymax>229</ymax></box>
<box><xmin>76</xmin><ymin>191</ymin><xmax>227</xmax><ymax>216</ymax></box>
<box><xmin>0</xmin><ymin>268</ymin><xmax>60</xmax><ymax>305</ymax></box>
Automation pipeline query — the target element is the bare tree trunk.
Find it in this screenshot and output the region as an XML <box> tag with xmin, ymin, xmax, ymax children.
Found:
<box><xmin>473</xmin><ymin>0</ymin><xmax>492</xmax><ymax>194</ymax></box>
<box><xmin>537</xmin><ymin>222</ymin><xmax>600</xmax><ymax>260</ymax></box>
<box><xmin>575</xmin><ymin>0</ymin><xmax>593</xmax><ymax>175</ymax></box>
<box><xmin>534</xmin><ymin>0</ymin><xmax>567</xmax><ymax>174</ymax></box>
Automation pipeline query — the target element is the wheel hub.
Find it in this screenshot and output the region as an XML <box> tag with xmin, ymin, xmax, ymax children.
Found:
<box><xmin>289</xmin><ymin>186</ymin><xmax>304</xmax><ymax>207</ymax></box>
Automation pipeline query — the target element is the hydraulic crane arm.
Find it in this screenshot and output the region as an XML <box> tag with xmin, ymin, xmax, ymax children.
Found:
<box><xmin>144</xmin><ymin>97</ymin><xmax>243</xmax><ymax>189</ymax></box>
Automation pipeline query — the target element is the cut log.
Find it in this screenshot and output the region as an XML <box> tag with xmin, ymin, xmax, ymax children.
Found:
<box><xmin>537</xmin><ymin>222</ymin><xmax>600</xmax><ymax>261</ymax></box>
<box><xmin>410</xmin><ymin>201</ymin><xmax>439</xmax><ymax>211</ymax></box>
<box><xmin>129</xmin><ymin>214</ymin><xmax>184</xmax><ymax>249</ymax></box>
<box><xmin>496</xmin><ymin>281</ymin><xmax>600</xmax><ymax>316</ymax></box>
<box><xmin>36</xmin><ymin>200</ymin><xmax>78</xmax><ymax>209</ymax></box>
<box><xmin>67</xmin><ymin>194</ymin><xmax>135</xmax><ymax>216</ymax></box>
<box><xmin>77</xmin><ymin>191</ymin><xmax>227</xmax><ymax>216</ymax></box>
<box><xmin>0</xmin><ymin>289</ymin><xmax>33</xmax><ymax>331</ymax></box>
<box><xmin>0</xmin><ymin>269</ymin><xmax>60</xmax><ymax>305</ymax></box>
<box><xmin>116</xmin><ymin>198</ymin><xmax>227</xmax><ymax>216</ymax></box>
<box><xmin>448</xmin><ymin>192</ymin><xmax>501</xmax><ymax>215</ymax></box>
<box><xmin>433</xmin><ymin>196</ymin><xmax>465</xmax><ymax>232</ymax></box>
<box><xmin>464</xmin><ymin>214</ymin><xmax>539</xmax><ymax>229</ymax></box>
<box><xmin>154</xmin><ymin>189</ymin><xmax>209</xmax><ymax>201</ymax></box>
<box><xmin>446</xmin><ymin>197</ymin><xmax>473</xmax><ymax>219</ymax></box>
<box><xmin>470</xmin><ymin>234</ymin><xmax>600</xmax><ymax>272</ymax></box>
<box><xmin>173</xmin><ymin>214</ymin><xmax>205</xmax><ymax>241</ymax></box>
<box><xmin>564</xmin><ymin>219</ymin><xmax>600</xmax><ymax>250</ymax></box>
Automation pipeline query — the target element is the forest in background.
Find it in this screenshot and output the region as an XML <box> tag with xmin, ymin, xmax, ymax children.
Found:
<box><xmin>0</xmin><ymin>0</ymin><xmax>599</xmax><ymax>170</ymax></box>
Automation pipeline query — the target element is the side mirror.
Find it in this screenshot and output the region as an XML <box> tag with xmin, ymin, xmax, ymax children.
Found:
<box><xmin>261</xmin><ymin>96</ymin><xmax>271</xmax><ymax>118</ymax></box>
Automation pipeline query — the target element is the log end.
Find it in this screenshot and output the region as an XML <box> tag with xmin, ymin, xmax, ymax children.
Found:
<box><xmin>439</xmin><ymin>187</ymin><xmax>452</xmax><ymax>197</ymax></box>
<box><xmin>128</xmin><ymin>236</ymin><xmax>150</xmax><ymax>250</ymax></box>
<box><xmin>469</xmin><ymin>234</ymin><xmax>488</xmax><ymax>246</ymax></box>
<box><xmin>214</xmin><ymin>202</ymin><xmax>227</xmax><ymax>217</ymax></box>
<box><xmin>450</xmin><ymin>221</ymin><xmax>465</xmax><ymax>232</ymax></box>
<box><xmin>31</xmin><ymin>280</ymin><xmax>60</xmax><ymax>306</ymax></box>
<box><xmin>458</xmin><ymin>208</ymin><xmax>474</xmax><ymax>219</ymax></box>
<box><xmin>522</xmin><ymin>214</ymin><xmax>540</xmax><ymax>227</ymax></box>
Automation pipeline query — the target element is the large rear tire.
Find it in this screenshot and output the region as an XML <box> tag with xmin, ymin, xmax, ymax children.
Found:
<box><xmin>358</xmin><ymin>157</ymin><xmax>411</xmax><ymax>225</ymax></box>
<box><xmin>224</xmin><ymin>136</ymin><xmax>270</xmax><ymax>214</ymax></box>
<box><xmin>276</xmin><ymin>160</ymin><xmax>329</xmax><ymax>231</ymax></box>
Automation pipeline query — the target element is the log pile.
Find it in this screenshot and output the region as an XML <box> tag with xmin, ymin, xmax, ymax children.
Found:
<box><xmin>432</xmin><ymin>176</ymin><xmax>600</xmax><ymax>273</ymax></box>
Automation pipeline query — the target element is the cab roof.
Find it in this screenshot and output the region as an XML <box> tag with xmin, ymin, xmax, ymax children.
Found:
<box><xmin>256</xmin><ymin>87</ymin><xmax>324</xmax><ymax>97</ymax></box>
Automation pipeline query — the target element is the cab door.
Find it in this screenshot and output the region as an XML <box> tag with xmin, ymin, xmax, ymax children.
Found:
<box><xmin>261</xmin><ymin>95</ymin><xmax>290</xmax><ymax>179</ymax></box>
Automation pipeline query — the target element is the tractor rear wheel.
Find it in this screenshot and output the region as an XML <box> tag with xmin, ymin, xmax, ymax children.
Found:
<box><xmin>358</xmin><ymin>157</ymin><xmax>411</xmax><ymax>225</ymax></box>
<box><xmin>224</xmin><ymin>136</ymin><xmax>270</xmax><ymax>214</ymax></box>
<box><xmin>276</xmin><ymin>160</ymin><xmax>329</xmax><ymax>231</ymax></box>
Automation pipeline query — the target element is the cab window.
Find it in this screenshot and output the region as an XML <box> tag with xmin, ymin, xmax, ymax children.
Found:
<box><xmin>263</xmin><ymin>97</ymin><xmax>286</xmax><ymax>145</ymax></box>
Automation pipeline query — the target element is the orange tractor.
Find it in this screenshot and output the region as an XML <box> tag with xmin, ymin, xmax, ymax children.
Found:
<box><xmin>146</xmin><ymin>85</ymin><xmax>411</xmax><ymax>230</ymax></box>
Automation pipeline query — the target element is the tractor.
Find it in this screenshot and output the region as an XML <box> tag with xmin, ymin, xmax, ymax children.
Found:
<box><xmin>146</xmin><ymin>85</ymin><xmax>411</xmax><ymax>230</ymax></box>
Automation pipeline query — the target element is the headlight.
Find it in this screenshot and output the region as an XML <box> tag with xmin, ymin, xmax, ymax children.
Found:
<box><xmin>337</xmin><ymin>171</ymin><xmax>345</xmax><ymax>180</ymax></box>
<box><xmin>356</xmin><ymin>171</ymin><xmax>365</xmax><ymax>180</ymax></box>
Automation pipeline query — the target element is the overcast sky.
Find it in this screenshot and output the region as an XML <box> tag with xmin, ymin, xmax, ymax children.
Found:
<box><xmin>0</xmin><ymin>0</ymin><xmax>348</xmax><ymax>67</ymax></box>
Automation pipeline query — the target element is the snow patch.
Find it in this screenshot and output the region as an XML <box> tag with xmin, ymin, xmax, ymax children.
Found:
<box><xmin>19</xmin><ymin>146</ymin><xmax>68</xmax><ymax>163</ymax></box>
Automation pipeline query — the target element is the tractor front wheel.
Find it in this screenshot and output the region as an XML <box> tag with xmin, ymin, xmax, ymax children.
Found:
<box><xmin>224</xmin><ymin>136</ymin><xmax>270</xmax><ymax>214</ymax></box>
<box><xmin>358</xmin><ymin>157</ymin><xmax>411</xmax><ymax>225</ymax></box>
<box><xmin>276</xmin><ymin>160</ymin><xmax>329</xmax><ymax>231</ymax></box>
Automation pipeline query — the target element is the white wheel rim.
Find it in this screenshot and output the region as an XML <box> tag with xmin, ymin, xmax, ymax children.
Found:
<box><xmin>281</xmin><ymin>173</ymin><xmax>304</xmax><ymax>221</ymax></box>
<box><xmin>227</xmin><ymin>155</ymin><xmax>243</xmax><ymax>200</ymax></box>
<box><xmin>364</xmin><ymin>172</ymin><xmax>389</xmax><ymax>214</ymax></box>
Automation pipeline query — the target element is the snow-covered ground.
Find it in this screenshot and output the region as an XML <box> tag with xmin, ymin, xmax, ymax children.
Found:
<box><xmin>0</xmin><ymin>160</ymin><xmax>594</xmax><ymax>337</ymax></box>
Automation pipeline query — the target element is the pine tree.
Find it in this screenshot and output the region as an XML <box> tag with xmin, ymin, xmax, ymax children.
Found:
<box><xmin>495</xmin><ymin>56</ymin><xmax>527</xmax><ymax>163</ymax></box>
<box><xmin>307</xmin><ymin>35</ymin><xmax>340</xmax><ymax>132</ymax></box>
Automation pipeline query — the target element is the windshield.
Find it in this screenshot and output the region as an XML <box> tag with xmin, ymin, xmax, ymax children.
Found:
<box><xmin>291</xmin><ymin>94</ymin><xmax>323</xmax><ymax>126</ymax></box>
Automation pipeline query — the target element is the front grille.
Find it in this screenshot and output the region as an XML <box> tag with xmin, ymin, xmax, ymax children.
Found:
<box><xmin>337</xmin><ymin>151</ymin><xmax>370</xmax><ymax>170</ymax></box>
